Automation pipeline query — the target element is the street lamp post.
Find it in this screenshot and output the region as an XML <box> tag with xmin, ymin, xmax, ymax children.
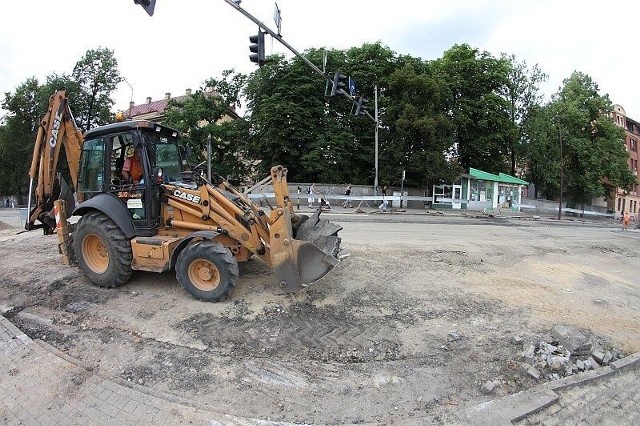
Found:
<box><xmin>558</xmin><ymin>123</ymin><xmax>563</xmax><ymax>220</ymax></box>
<box><xmin>374</xmin><ymin>85</ymin><xmax>379</xmax><ymax>195</ymax></box>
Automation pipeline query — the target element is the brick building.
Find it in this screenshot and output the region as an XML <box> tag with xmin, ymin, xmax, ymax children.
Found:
<box><xmin>610</xmin><ymin>104</ymin><xmax>640</xmax><ymax>217</ymax></box>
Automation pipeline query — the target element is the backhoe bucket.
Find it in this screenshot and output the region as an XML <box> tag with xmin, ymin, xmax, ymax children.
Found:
<box><xmin>271</xmin><ymin>209</ymin><xmax>343</xmax><ymax>293</ymax></box>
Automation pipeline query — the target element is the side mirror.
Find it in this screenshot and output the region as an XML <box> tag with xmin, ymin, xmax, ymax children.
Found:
<box><xmin>179</xmin><ymin>144</ymin><xmax>192</xmax><ymax>167</ymax></box>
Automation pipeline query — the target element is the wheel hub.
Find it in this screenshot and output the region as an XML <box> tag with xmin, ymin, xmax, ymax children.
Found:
<box><xmin>82</xmin><ymin>234</ymin><xmax>109</xmax><ymax>273</ymax></box>
<box><xmin>188</xmin><ymin>259</ymin><xmax>220</xmax><ymax>291</ymax></box>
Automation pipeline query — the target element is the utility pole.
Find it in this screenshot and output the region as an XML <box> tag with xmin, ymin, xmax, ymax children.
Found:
<box><xmin>374</xmin><ymin>85</ymin><xmax>379</xmax><ymax>195</ymax></box>
<box><xmin>206</xmin><ymin>134</ymin><xmax>212</xmax><ymax>182</ymax></box>
<box><xmin>558</xmin><ymin>125</ymin><xmax>563</xmax><ymax>220</ymax></box>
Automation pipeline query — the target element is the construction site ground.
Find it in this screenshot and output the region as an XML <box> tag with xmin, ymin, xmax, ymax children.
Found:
<box><xmin>1</xmin><ymin>207</ymin><xmax>639</xmax><ymax>424</ymax></box>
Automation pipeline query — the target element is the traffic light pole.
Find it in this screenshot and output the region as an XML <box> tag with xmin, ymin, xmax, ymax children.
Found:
<box><xmin>222</xmin><ymin>0</ymin><xmax>376</xmax><ymax>122</ymax></box>
<box><xmin>222</xmin><ymin>0</ymin><xmax>381</xmax><ymax>195</ymax></box>
<box><xmin>223</xmin><ymin>1</ymin><xmax>323</xmax><ymax>78</ymax></box>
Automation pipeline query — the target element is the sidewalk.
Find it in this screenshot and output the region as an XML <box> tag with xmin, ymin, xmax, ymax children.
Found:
<box><xmin>2</xmin><ymin>314</ymin><xmax>639</xmax><ymax>424</ymax></box>
<box><xmin>0</xmin><ymin>315</ymin><xmax>243</xmax><ymax>425</ymax></box>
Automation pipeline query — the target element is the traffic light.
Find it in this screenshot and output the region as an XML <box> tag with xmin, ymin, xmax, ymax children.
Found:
<box><xmin>134</xmin><ymin>0</ymin><xmax>156</xmax><ymax>16</ymax></box>
<box><xmin>249</xmin><ymin>31</ymin><xmax>266</xmax><ymax>67</ymax></box>
<box><xmin>355</xmin><ymin>96</ymin><xmax>369</xmax><ymax>116</ymax></box>
<box><xmin>330</xmin><ymin>71</ymin><xmax>348</xmax><ymax>96</ymax></box>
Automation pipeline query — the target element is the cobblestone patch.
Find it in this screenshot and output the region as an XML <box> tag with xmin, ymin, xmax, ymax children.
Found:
<box><xmin>0</xmin><ymin>316</ymin><xmax>226</xmax><ymax>425</ymax></box>
<box><xmin>515</xmin><ymin>363</ymin><xmax>640</xmax><ymax>425</ymax></box>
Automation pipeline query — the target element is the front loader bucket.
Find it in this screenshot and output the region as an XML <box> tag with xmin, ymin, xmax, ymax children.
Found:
<box><xmin>271</xmin><ymin>209</ymin><xmax>343</xmax><ymax>293</ymax></box>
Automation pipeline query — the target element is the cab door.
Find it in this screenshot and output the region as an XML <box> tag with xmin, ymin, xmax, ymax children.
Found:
<box><xmin>107</xmin><ymin>132</ymin><xmax>157</xmax><ymax>236</ymax></box>
<box><xmin>77</xmin><ymin>136</ymin><xmax>108</xmax><ymax>202</ymax></box>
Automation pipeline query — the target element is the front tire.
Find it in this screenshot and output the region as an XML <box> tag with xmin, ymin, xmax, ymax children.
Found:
<box><xmin>176</xmin><ymin>240</ymin><xmax>239</xmax><ymax>302</ymax></box>
<box><xmin>73</xmin><ymin>211</ymin><xmax>133</xmax><ymax>288</ymax></box>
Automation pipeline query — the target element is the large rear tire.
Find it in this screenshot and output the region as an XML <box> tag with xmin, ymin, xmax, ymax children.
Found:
<box><xmin>176</xmin><ymin>240</ymin><xmax>239</xmax><ymax>302</ymax></box>
<box><xmin>73</xmin><ymin>211</ymin><xmax>133</xmax><ymax>288</ymax></box>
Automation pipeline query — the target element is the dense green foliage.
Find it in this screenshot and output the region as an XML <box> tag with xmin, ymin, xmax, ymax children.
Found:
<box><xmin>0</xmin><ymin>48</ymin><xmax>122</xmax><ymax>201</ymax></box>
<box><xmin>1</xmin><ymin>39</ymin><xmax>636</xmax><ymax>207</ymax></box>
<box><xmin>164</xmin><ymin>70</ymin><xmax>249</xmax><ymax>180</ymax></box>
<box><xmin>525</xmin><ymin>72</ymin><xmax>636</xmax><ymax>205</ymax></box>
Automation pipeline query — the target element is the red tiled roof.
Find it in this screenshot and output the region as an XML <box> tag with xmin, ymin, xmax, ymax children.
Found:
<box><xmin>122</xmin><ymin>93</ymin><xmax>239</xmax><ymax>120</ymax></box>
<box><xmin>123</xmin><ymin>95</ymin><xmax>188</xmax><ymax>118</ymax></box>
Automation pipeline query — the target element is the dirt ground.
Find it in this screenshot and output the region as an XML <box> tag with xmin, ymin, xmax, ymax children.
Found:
<box><xmin>1</xmin><ymin>213</ymin><xmax>639</xmax><ymax>424</ymax></box>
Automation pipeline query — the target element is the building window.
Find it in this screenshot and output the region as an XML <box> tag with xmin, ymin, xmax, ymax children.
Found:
<box><xmin>631</xmin><ymin>138</ymin><xmax>638</xmax><ymax>152</ymax></box>
<box><xmin>617</xmin><ymin>197</ymin><xmax>622</xmax><ymax>211</ymax></box>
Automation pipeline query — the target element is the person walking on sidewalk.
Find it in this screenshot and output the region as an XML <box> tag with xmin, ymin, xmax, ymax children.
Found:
<box><xmin>341</xmin><ymin>184</ymin><xmax>352</xmax><ymax>208</ymax></box>
<box><xmin>307</xmin><ymin>183</ymin><xmax>319</xmax><ymax>209</ymax></box>
<box><xmin>379</xmin><ymin>185</ymin><xmax>388</xmax><ymax>212</ymax></box>
<box><xmin>622</xmin><ymin>210</ymin><xmax>631</xmax><ymax>230</ymax></box>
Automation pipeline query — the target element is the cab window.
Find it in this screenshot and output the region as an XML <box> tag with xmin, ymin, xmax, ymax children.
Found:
<box><xmin>109</xmin><ymin>133</ymin><xmax>134</xmax><ymax>186</ymax></box>
<box><xmin>78</xmin><ymin>137</ymin><xmax>106</xmax><ymax>193</ymax></box>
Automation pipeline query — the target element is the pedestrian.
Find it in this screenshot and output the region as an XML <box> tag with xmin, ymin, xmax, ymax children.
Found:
<box><xmin>622</xmin><ymin>210</ymin><xmax>631</xmax><ymax>230</ymax></box>
<box><xmin>320</xmin><ymin>195</ymin><xmax>331</xmax><ymax>210</ymax></box>
<box><xmin>307</xmin><ymin>183</ymin><xmax>318</xmax><ymax>209</ymax></box>
<box><xmin>341</xmin><ymin>184</ymin><xmax>352</xmax><ymax>208</ymax></box>
<box><xmin>379</xmin><ymin>185</ymin><xmax>388</xmax><ymax>212</ymax></box>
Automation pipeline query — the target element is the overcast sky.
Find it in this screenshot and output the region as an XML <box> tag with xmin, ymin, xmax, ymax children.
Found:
<box><xmin>2</xmin><ymin>0</ymin><xmax>640</xmax><ymax>119</ymax></box>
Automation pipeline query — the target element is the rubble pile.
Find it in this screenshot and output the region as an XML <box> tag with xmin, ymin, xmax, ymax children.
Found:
<box><xmin>519</xmin><ymin>324</ymin><xmax>625</xmax><ymax>381</ymax></box>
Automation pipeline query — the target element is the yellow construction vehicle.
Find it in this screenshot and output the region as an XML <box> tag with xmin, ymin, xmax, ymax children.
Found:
<box><xmin>26</xmin><ymin>89</ymin><xmax>343</xmax><ymax>301</ymax></box>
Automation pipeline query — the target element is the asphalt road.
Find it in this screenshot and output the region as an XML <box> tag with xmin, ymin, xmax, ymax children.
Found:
<box><xmin>0</xmin><ymin>207</ymin><xmax>26</xmax><ymax>229</ymax></box>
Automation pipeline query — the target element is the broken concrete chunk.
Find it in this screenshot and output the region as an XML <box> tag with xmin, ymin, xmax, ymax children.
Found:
<box><xmin>527</xmin><ymin>366</ymin><xmax>541</xmax><ymax>380</ymax></box>
<box><xmin>591</xmin><ymin>350</ymin><xmax>605</xmax><ymax>364</ymax></box>
<box><xmin>550</xmin><ymin>324</ymin><xmax>592</xmax><ymax>354</ymax></box>
<box><xmin>480</xmin><ymin>381</ymin><xmax>496</xmax><ymax>395</ymax></box>
<box><xmin>576</xmin><ymin>359</ymin><xmax>585</xmax><ymax>371</ymax></box>
<box><xmin>602</xmin><ymin>351</ymin><xmax>613</xmax><ymax>365</ymax></box>
<box><xmin>523</xmin><ymin>344</ymin><xmax>536</xmax><ymax>363</ymax></box>
<box><xmin>548</xmin><ymin>356</ymin><xmax>570</xmax><ymax>371</ymax></box>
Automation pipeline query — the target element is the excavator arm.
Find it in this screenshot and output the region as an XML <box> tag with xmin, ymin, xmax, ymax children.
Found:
<box><xmin>26</xmin><ymin>89</ymin><xmax>84</xmax><ymax>233</ymax></box>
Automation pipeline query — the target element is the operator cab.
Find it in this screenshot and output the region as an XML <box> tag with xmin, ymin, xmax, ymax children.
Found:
<box><xmin>76</xmin><ymin>121</ymin><xmax>184</xmax><ymax>236</ymax></box>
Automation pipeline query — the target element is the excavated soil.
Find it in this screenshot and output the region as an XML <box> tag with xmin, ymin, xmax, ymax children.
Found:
<box><xmin>1</xmin><ymin>214</ymin><xmax>639</xmax><ymax>424</ymax></box>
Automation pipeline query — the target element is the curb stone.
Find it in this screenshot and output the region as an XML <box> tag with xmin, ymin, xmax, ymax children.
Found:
<box><xmin>449</xmin><ymin>350</ymin><xmax>640</xmax><ymax>425</ymax></box>
<box><xmin>450</xmin><ymin>387</ymin><xmax>558</xmax><ymax>425</ymax></box>
<box><xmin>610</xmin><ymin>351</ymin><xmax>640</xmax><ymax>370</ymax></box>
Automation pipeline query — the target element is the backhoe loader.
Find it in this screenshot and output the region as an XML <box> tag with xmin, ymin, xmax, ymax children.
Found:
<box><xmin>26</xmin><ymin>89</ymin><xmax>343</xmax><ymax>301</ymax></box>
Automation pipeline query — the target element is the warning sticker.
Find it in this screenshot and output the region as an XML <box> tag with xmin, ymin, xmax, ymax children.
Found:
<box><xmin>127</xmin><ymin>199</ymin><xmax>143</xmax><ymax>209</ymax></box>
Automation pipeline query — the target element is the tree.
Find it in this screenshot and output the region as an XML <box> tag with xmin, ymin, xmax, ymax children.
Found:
<box><xmin>524</xmin><ymin>104</ymin><xmax>560</xmax><ymax>199</ymax></box>
<box><xmin>243</xmin><ymin>42</ymin><xmax>401</xmax><ymax>184</ymax></box>
<box><xmin>526</xmin><ymin>72</ymin><xmax>636</xmax><ymax>206</ymax></box>
<box><xmin>0</xmin><ymin>78</ymin><xmax>44</xmax><ymax>202</ymax></box>
<box><xmin>71</xmin><ymin>47</ymin><xmax>123</xmax><ymax>131</ymax></box>
<box><xmin>433</xmin><ymin>44</ymin><xmax>515</xmax><ymax>174</ymax></box>
<box><xmin>386</xmin><ymin>60</ymin><xmax>460</xmax><ymax>188</ymax></box>
<box><xmin>163</xmin><ymin>70</ymin><xmax>249</xmax><ymax>180</ymax></box>
<box><xmin>501</xmin><ymin>54</ymin><xmax>548</xmax><ymax>176</ymax></box>
<box><xmin>0</xmin><ymin>48</ymin><xmax>123</xmax><ymax>202</ymax></box>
